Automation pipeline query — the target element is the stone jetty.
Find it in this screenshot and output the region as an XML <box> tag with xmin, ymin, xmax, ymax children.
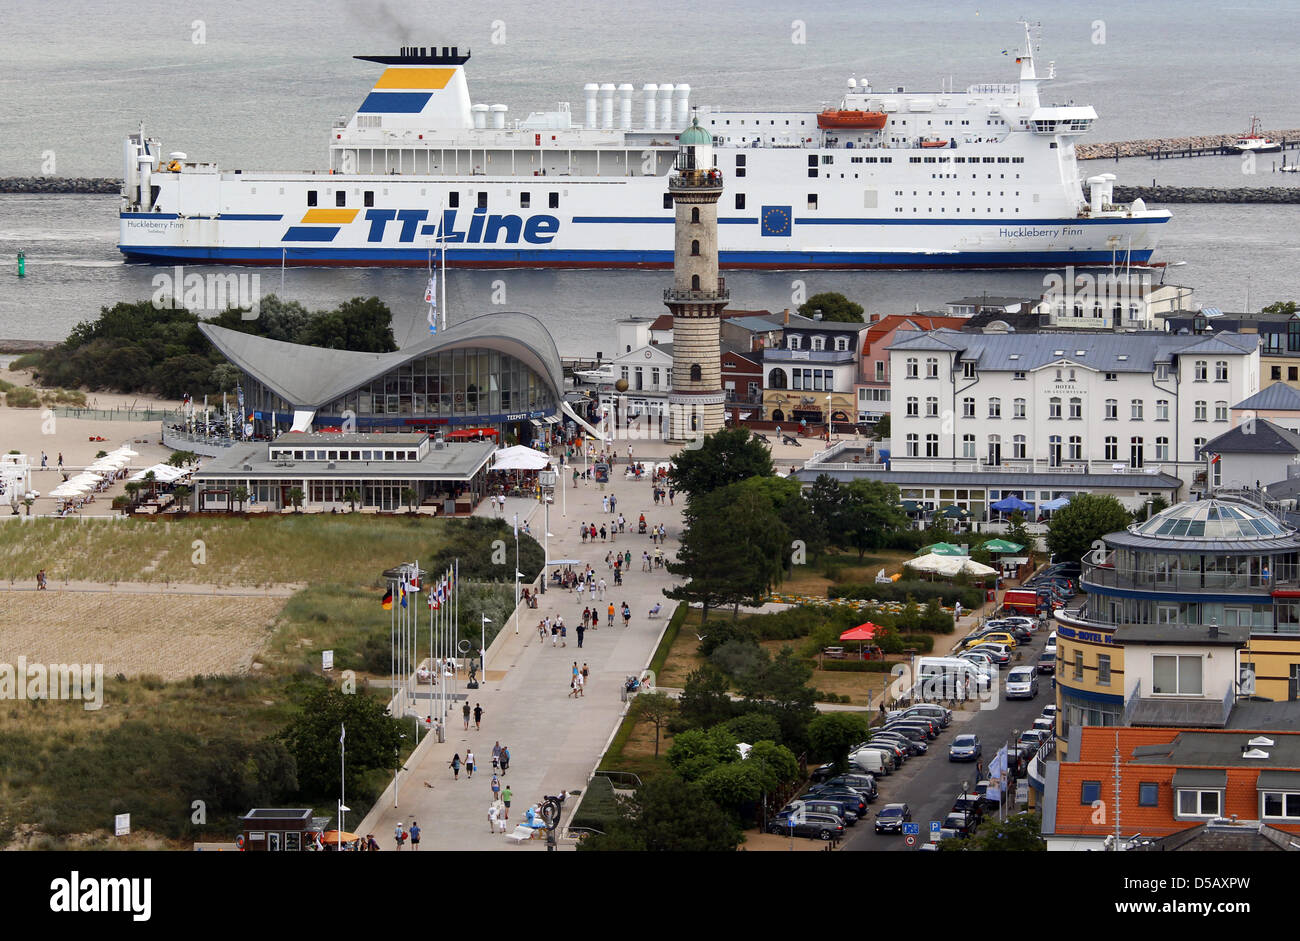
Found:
<box><xmin>1079</xmin><ymin>129</ymin><xmax>1300</xmax><ymax>159</ymax></box>
<box><xmin>1113</xmin><ymin>185</ymin><xmax>1300</xmax><ymax>204</ymax></box>
<box><xmin>0</xmin><ymin>178</ymin><xmax>121</xmax><ymax>194</ymax></box>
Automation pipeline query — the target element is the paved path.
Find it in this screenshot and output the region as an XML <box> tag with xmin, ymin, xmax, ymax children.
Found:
<box><xmin>355</xmin><ymin>451</ymin><xmax>684</xmax><ymax>850</ymax></box>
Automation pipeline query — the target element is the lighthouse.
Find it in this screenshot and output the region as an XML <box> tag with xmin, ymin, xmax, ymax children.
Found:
<box><xmin>664</xmin><ymin>117</ymin><xmax>727</xmax><ymax>442</ymax></box>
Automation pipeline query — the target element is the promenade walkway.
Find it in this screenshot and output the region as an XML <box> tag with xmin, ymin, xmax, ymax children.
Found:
<box><xmin>354</xmin><ymin>447</ymin><xmax>685</xmax><ymax>850</ymax></box>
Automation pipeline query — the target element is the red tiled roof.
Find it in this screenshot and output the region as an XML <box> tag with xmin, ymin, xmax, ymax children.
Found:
<box><xmin>860</xmin><ymin>314</ymin><xmax>968</xmax><ymax>356</ymax></box>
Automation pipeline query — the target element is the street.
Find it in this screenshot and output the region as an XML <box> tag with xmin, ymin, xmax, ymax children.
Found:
<box><xmin>842</xmin><ymin>626</ymin><xmax>1054</xmax><ymax>852</ymax></box>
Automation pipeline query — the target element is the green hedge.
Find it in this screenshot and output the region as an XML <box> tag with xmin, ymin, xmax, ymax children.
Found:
<box><xmin>814</xmin><ymin>659</ymin><xmax>896</xmax><ymax>673</ymax></box>
<box><xmin>571</xmin><ymin>774</ymin><xmax>621</xmax><ymax>833</ymax></box>
<box><xmin>829</xmin><ymin>580</ymin><xmax>985</xmax><ymax>610</ymax></box>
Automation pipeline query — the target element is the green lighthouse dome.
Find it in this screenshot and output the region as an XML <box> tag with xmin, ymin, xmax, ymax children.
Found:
<box><xmin>678</xmin><ymin>117</ymin><xmax>712</xmax><ymax>146</ymax></box>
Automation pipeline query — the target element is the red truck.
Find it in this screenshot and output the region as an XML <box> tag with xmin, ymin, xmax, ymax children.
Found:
<box><xmin>1002</xmin><ymin>587</ymin><xmax>1062</xmax><ymax>615</ymax></box>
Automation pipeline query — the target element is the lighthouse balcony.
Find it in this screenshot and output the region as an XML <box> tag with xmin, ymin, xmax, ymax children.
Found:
<box><xmin>664</xmin><ymin>278</ymin><xmax>728</xmax><ymax>303</ymax></box>
<box><xmin>669</xmin><ymin>167</ymin><xmax>724</xmax><ymax>190</ymax></box>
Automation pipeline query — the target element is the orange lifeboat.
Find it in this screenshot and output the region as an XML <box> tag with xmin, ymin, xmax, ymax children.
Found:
<box><xmin>817</xmin><ymin>110</ymin><xmax>887</xmax><ymax>130</ymax></box>
<box><xmin>920</xmin><ymin>139</ymin><xmax>951</xmax><ymax>148</ymax></box>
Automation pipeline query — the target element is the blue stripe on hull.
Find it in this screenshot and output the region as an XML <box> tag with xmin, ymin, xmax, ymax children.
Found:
<box><xmin>119</xmin><ymin>244</ymin><xmax>1158</xmax><ymax>268</ymax></box>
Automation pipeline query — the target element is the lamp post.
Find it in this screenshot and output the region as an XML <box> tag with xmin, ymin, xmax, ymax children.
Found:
<box><xmin>481</xmin><ymin>614</ymin><xmax>491</xmax><ymax>674</ymax></box>
<box><xmin>827</xmin><ymin>393</ymin><xmax>833</xmax><ymax>444</ymax></box>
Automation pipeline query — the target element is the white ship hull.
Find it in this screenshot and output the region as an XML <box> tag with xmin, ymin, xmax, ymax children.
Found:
<box><xmin>119</xmin><ymin>32</ymin><xmax>1170</xmax><ymax>270</ymax></box>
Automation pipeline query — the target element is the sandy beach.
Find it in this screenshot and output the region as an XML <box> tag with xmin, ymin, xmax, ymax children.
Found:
<box><xmin>1</xmin><ymin>365</ymin><xmax>182</xmax><ymax>516</ymax></box>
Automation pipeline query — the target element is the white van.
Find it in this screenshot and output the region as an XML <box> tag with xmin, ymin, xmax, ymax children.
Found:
<box><xmin>848</xmin><ymin>747</ymin><xmax>890</xmax><ymax>776</ymax></box>
<box><xmin>915</xmin><ymin>656</ymin><xmax>988</xmax><ymax>699</ymax></box>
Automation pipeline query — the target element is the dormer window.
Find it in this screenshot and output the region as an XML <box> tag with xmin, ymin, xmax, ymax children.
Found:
<box><xmin>788</xmin><ymin>336</ymin><xmax>802</xmax><ymax>350</ymax></box>
<box><xmin>834</xmin><ymin>337</ymin><xmax>848</xmax><ymax>352</ymax></box>
<box><xmin>811</xmin><ymin>336</ymin><xmax>825</xmax><ymax>351</ymax></box>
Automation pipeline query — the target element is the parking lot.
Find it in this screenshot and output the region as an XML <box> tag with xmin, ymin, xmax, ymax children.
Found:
<box><xmin>840</xmin><ymin>618</ymin><xmax>1057</xmax><ymax>852</ymax></box>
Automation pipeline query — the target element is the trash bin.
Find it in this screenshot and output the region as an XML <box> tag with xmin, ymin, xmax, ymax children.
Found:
<box><xmin>620</xmin><ymin>685</ymin><xmax>628</xmax><ymax>703</ymax></box>
<box><xmin>436</xmin><ymin>721</ymin><xmax>445</xmax><ymax>744</ymax></box>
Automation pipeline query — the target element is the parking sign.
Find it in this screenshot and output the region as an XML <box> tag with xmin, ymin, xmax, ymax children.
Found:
<box><xmin>930</xmin><ymin>821</ymin><xmax>941</xmax><ymax>832</ymax></box>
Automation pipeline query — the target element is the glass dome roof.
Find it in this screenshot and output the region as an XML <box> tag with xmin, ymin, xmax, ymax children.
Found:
<box><xmin>1130</xmin><ymin>499</ymin><xmax>1295</xmax><ymax>541</ymax></box>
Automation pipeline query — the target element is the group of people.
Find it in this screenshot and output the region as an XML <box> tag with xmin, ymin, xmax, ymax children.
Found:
<box><xmin>569</xmin><ymin>661</ymin><xmax>590</xmax><ymax>698</ymax></box>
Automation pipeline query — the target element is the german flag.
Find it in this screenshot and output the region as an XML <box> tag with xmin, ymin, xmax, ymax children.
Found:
<box><xmin>381</xmin><ymin>588</ymin><xmax>393</xmax><ymax>610</ymax></box>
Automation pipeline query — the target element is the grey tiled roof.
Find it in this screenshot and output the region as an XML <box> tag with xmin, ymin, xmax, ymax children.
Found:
<box><xmin>1199</xmin><ymin>419</ymin><xmax>1300</xmax><ymax>456</ymax></box>
<box><xmin>1233</xmin><ymin>383</ymin><xmax>1300</xmax><ymax>412</ymax></box>
<box><xmin>887</xmin><ymin>328</ymin><xmax>1256</xmax><ymax>372</ymax></box>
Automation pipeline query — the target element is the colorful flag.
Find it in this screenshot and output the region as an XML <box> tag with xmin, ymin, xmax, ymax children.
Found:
<box><xmin>1209</xmin><ymin>452</ymin><xmax>1221</xmax><ymax>465</ymax></box>
<box><xmin>400</xmin><ymin>582</ymin><xmax>408</xmax><ymax>608</ymax></box>
<box><xmin>426</xmin><ymin>276</ymin><xmax>437</xmax><ymax>334</ymax></box>
<box><xmin>339</xmin><ymin>723</ymin><xmax>346</xmax><ymax>744</ymax></box>
<box><xmin>381</xmin><ymin>588</ymin><xmax>393</xmax><ymax>610</ymax></box>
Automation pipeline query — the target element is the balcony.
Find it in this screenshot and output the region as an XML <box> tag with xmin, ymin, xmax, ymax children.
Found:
<box><xmin>763</xmin><ymin>348</ymin><xmax>857</xmax><ymax>365</ymax></box>
<box><xmin>1083</xmin><ymin>553</ymin><xmax>1300</xmax><ymax>594</ymax></box>
<box><xmin>1122</xmin><ymin>678</ymin><xmax>1234</xmax><ymax>729</ymax></box>
<box><xmin>669</xmin><ymin>168</ymin><xmax>724</xmax><ymax>190</ymax></box>
<box><xmin>664</xmin><ymin>277</ymin><xmax>728</xmax><ymax>304</ymax></box>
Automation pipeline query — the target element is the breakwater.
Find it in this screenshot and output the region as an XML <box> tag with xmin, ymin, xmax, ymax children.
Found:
<box><xmin>1079</xmin><ymin>130</ymin><xmax>1300</xmax><ymax>159</ymax></box>
<box><xmin>1113</xmin><ymin>185</ymin><xmax>1300</xmax><ymax>204</ymax></box>
<box><xmin>0</xmin><ymin>178</ymin><xmax>120</xmax><ymax>194</ymax></box>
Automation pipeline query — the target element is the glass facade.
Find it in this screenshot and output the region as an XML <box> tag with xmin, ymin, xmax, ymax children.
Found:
<box><xmin>241</xmin><ymin>349</ymin><xmax>556</xmax><ymax>432</ymax></box>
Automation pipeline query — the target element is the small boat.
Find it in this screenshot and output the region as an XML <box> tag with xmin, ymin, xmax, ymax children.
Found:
<box><xmin>920</xmin><ymin>139</ymin><xmax>952</xmax><ymax>148</ymax></box>
<box><xmin>816</xmin><ymin>109</ymin><xmax>887</xmax><ymax>130</ymax></box>
<box><xmin>1229</xmin><ymin>116</ymin><xmax>1281</xmax><ymax>153</ymax></box>
<box><xmin>1281</xmin><ymin>164</ymin><xmax>1299</xmax><ymax>173</ymax></box>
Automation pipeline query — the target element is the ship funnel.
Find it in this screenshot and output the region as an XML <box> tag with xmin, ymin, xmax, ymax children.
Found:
<box><xmin>643</xmin><ymin>84</ymin><xmax>658</xmax><ymax>129</ymax></box>
<box><xmin>619</xmin><ymin>83</ymin><xmax>634</xmax><ymax>130</ymax></box>
<box><xmin>490</xmin><ymin>103</ymin><xmax>508</xmax><ymax>129</ymax></box>
<box><xmin>658</xmin><ymin>83</ymin><xmax>674</xmax><ymax>130</ymax></box>
<box><xmin>584</xmin><ymin>83</ymin><xmax>599</xmax><ymax>129</ymax></box>
<box><xmin>471</xmin><ymin>103</ymin><xmax>489</xmax><ymax>129</ymax></box>
<box><xmin>600</xmin><ymin>83</ymin><xmax>616</xmax><ymax>130</ymax></box>
<box><xmin>675</xmin><ymin>84</ymin><xmax>691</xmax><ymax>127</ymax></box>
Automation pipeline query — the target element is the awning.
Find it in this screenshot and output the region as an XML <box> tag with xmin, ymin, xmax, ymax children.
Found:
<box><xmin>982</xmin><ymin>538</ymin><xmax>1024</xmax><ymax>554</ymax></box>
<box><xmin>991</xmin><ymin>496</ymin><xmax>1033</xmax><ymax>513</ymax></box>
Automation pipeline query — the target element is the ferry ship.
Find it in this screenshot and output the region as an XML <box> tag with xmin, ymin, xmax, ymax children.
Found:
<box><xmin>119</xmin><ymin>24</ymin><xmax>1170</xmax><ymax>269</ymax></box>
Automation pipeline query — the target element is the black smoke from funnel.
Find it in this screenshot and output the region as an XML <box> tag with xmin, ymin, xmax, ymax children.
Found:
<box><xmin>345</xmin><ymin>1</ymin><xmax>415</xmax><ymax>44</ymax></box>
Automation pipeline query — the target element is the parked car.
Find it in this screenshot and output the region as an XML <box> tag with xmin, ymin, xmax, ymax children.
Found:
<box><xmin>783</xmin><ymin>798</ymin><xmax>859</xmax><ymax>826</ymax></box>
<box><xmin>1033</xmin><ymin>715</ymin><xmax>1055</xmax><ymax>733</ymax></box>
<box><xmin>853</xmin><ymin>742</ymin><xmax>904</xmax><ymax>771</ymax></box>
<box><xmin>951</xmin><ymin>792</ymin><xmax>988</xmax><ymax>822</ymax></box>
<box><xmin>949</xmin><ymin>734</ymin><xmax>982</xmax><ymax>762</ymax></box>
<box><xmin>1020</xmin><ymin>728</ymin><xmax>1051</xmax><ymax>749</ymax></box>
<box><xmin>809</xmin><ymin>762</ymin><xmax>838</xmax><ymax>784</ymax></box>
<box><xmin>871</xmin><ymin>731</ymin><xmax>927</xmax><ymax>756</ymax></box>
<box><xmin>768</xmin><ymin>811</ymin><xmax>844</xmax><ymax>840</ymax></box>
<box><xmin>997</xmin><ymin>615</ymin><xmax>1038</xmax><ymax>632</ymax></box>
<box><xmin>807</xmin><ymin>788</ymin><xmax>868</xmax><ymax>817</ymax></box>
<box><xmin>1041</xmin><ymin>704</ymin><xmax>1059</xmax><ymax>721</ymax></box>
<box><xmin>823</xmin><ymin>774</ymin><xmax>879</xmax><ymax>798</ymax></box>
<box><xmin>1036</xmin><ymin>650</ymin><xmax>1056</xmax><ymax>674</ymax></box>
<box><xmin>874</xmin><ymin>803</ymin><xmax>912</xmax><ymax>834</ymax></box>
<box><xmin>885</xmin><ymin>720</ymin><xmax>937</xmax><ymax>741</ymax></box>
<box><xmin>891</xmin><ymin>704</ymin><xmax>952</xmax><ymax>727</ymax></box>
<box><xmin>1005</xmin><ymin>666</ymin><xmax>1039</xmax><ymax>699</ymax></box>
<box><xmin>967</xmin><ymin>643</ymin><xmax>1012</xmax><ymax>666</ymax></box>
<box><xmin>848</xmin><ymin>748</ymin><xmax>891</xmax><ymax>776</ymax></box>
<box><xmin>942</xmin><ymin>811</ymin><xmax>977</xmax><ymax>837</ymax></box>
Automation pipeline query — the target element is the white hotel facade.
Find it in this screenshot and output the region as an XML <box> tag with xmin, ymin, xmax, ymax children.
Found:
<box><xmin>886</xmin><ymin>329</ymin><xmax>1258</xmax><ymax>491</ymax></box>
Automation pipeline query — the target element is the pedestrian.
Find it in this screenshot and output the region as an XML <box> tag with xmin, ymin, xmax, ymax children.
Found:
<box><xmin>605</xmin><ymin>551</ymin><xmax>613</xmax><ymax>570</ymax></box>
<box><xmin>600</xmin><ymin>524</ymin><xmax>607</xmax><ymax>541</ymax></box>
<box><xmin>576</xmin><ymin>620</ymin><xmax>585</xmax><ymax>648</ymax></box>
<box><xmin>57</xmin><ymin>452</ymin><xmax>63</xmax><ymax>469</ymax></box>
<box><xmin>500</xmin><ymin>745</ymin><xmax>510</xmax><ymax>775</ymax></box>
<box><xmin>538</xmin><ymin>618</ymin><xmax>547</xmax><ymax>641</ymax></box>
<box><xmin>576</xmin><ymin>578</ymin><xmax>585</xmax><ymax>602</ymax></box>
<box><xmin>622</xmin><ymin>602</ymin><xmax>631</xmax><ymax>628</ymax></box>
<box><xmin>40</xmin><ymin>451</ymin><xmax>46</xmax><ymax>468</ymax></box>
<box><xmin>668</xmin><ymin>488</ymin><xmax>674</xmax><ymax>506</ymax></box>
<box><xmin>450</xmin><ymin>753</ymin><xmax>462</xmax><ymax>780</ymax></box>
<box><xmin>575</xmin><ymin>671</ymin><xmax>585</xmax><ymax>697</ymax></box>
<box><xmin>602</xmin><ymin>495</ymin><xmax>609</xmax><ymax>514</ymax></box>
<box><xmin>642</xmin><ymin>551</ymin><xmax>651</xmax><ymax>572</ymax></box>
<box><xmin>491</xmin><ymin>774</ymin><xmax>501</xmax><ymax>802</ymax></box>
<box><xmin>409</xmin><ymin>820</ymin><xmax>421</xmax><ymax>850</ymax></box>
<box><xmin>394</xmin><ymin>821</ymin><xmax>406</xmax><ymax>850</ymax></box>
<box><xmin>597</xmin><ymin>577</ymin><xmax>606</xmax><ymax>600</ymax></box>
<box><xmin>560</xmin><ymin>619</ymin><xmax>567</xmax><ymax>647</ymax></box>
<box><xmin>492</xmin><ymin>740</ymin><xmax>502</xmax><ymax>771</ymax></box>
<box><xmin>367</xmin><ymin>833</ymin><xmax>379</xmax><ymax>851</ymax></box>
<box><xmin>610</xmin><ymin>494</ymin><xmax>617</xmax><ymax>513</ymax></box>
<box><xmin>582</xmin><ymin>663</ymin><xmax>589</xmax><ymax>687</ymax></box>
<box><xmin>466</xmin><ymin>749</ymin><xmax>476</xmax><ymax>779</ymax></box>
<box><xmin>488</xmin><ymin>802</ymin><xmax>499</xmax><ymax>834</ymax></box>
<box><xmin>463</xmin><ymin>701</ymin><xmax>471</xmax><ymax>730</ymax></box>
<box><xmin>624</xmin><ymin>549</ymin><xmax>631</xmax><ymax>568</ymax></box>
<box><xmin>501</xmin><ymin>784</ymin><xmax>512</xmax><ymax>819</ymax></box>
<box><xmin>608</xmin><ymin>602</ymin><xmax>615</xmax><ymax>627</ymax></box>
<box><xmin>551</xmin><ymin>621</ymin><xmax>559</xmax><ymax>646</ymax></box>
<box><xmin>474</xmin><ymin>702</ymin><xmax>483</xmax><ymax>730</ymax></box>
<box><xmin>569</xmin><ymin>674</ymin><xmax>578</xmax><ymax>698</ymax></box>
<box><xmin>580</xmin><ymin>522</ymin><xmax>587</xmax><ymax>543</ymax></box>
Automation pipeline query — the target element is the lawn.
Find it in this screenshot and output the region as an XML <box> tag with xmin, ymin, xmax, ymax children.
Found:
<box><xmin>779</xmin><ymin>549</ymin><xmax>916</xmax><ymax>598</ymax></box>
<box><xmin>0</xmin><ymin>514</ymin><xmax>520</xmax><ymax>849</ymax></box>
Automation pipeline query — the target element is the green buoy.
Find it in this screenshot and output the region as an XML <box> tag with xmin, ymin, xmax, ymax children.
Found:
<box><xmin>17</xmin><ymin>250</ymin><xmax>25</xmax><ymax>278</ymax></box>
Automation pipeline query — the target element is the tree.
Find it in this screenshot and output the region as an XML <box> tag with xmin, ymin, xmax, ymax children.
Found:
<box><xmin>401</xmin><ymin>487</ymin><xmax>419</xmax><ymax>514</ymax></box>
<box><xmin>631</xmin><ymin>691</ymin><xmax>678</xmax><ymax>758</ymax></box>
<box><xmin>343</xmin><ymin>487</ymin><xmax>361</xmax><ymax>512</ymax></box>
<box><xmin>287</xmin><ymin>487</ymin><xmax>305</xmax><ymax>513</ymax></box>
<box><xmin>209</xmin><ymin>363</ymin><xmax>242</xmax><ymax>393</ymax></box>
<box><xmin>1131</xmin><ymin>496</ymin><xmax>1169</xmax><ymax>523</ymax></box>
<box><xmin>1261</xmin><ymin>300</ymin><xmax>1298</xmax><ymax>316</ymax></box>
<box><xmin>807</xmin><ymin>712</ymin><xmax>872</xmax><ymax>769</ymax></box>
<box><xmin>1045</xmin><ymin>493</ymin><xmax>1131</xmax><ymax>565</ymax></box>
<box><xmin>171</xmin><ymin>485</ymin><xmax>191</xmax><ymax>510</ymax></box>
<box><xmin>232</xmin><ymin>485</ymin><xmax>249</xmax><ymax>512</ymax></box>
<box><xmin>944</xmin><ymin>812</ymin><xmax>1046</xmax><ymax>851</ymax></box>
<box><xmin>723</xmin><ymin>711</ymin><xmax>783</xmax><ymax>746</ymax></box>
<box><xmin>798</xmin><ymin>291</ymin><xmax>864</xmax><ymax>324</ymax></box>
<box><xmin>124</xmin><ymin>481</ymin><xmax>142</xmax><ymax>507</ymax></box>
<box><xmin>142</xmin><ymin>470</ymin><xmax>158</xmax><ymax>500</ymax></box>
<box><xmin>1006</xmin><ymin>511</ymin><xmax>1036</xmax><ymax>560</ymax></box>
<box><xmin>578</xmin><ymin>774</ymin><xmax>741</xmax><ymax>852</ymax></box>
<box><xmin>167</xmin><ymin>450</ymin><xmax>198</xmax><ymax>468</ymax></box>
<box><xmin>871</xmin><ymin>413</ymin><xmax>890</xmax><ymax>440</ymax></box>
<box><xmin>677</xmin><ymin>665</ymin><xmax>738</xmax><ymax>730</ymax></box>
<box><xmin>839</xmin><ymin>479</ymin><xmax>909</xmax><ymax>557</ymax></box>
<box><xmin>668</xmin><ymin>427</ymin><xmax>772</xmax><ymax>502</ymax></box>
<box><xmin>667</xmin><ymin>725</ymin><xmax>742</xmax><ymax>781</ymax></box>
<box><xmin>279</xmin><ymin>685</ymin><xmax>405</xmax><ymax>796</ymax></box>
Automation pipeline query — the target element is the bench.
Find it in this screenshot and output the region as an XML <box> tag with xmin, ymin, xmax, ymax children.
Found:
<box><xmin>823</xmin><ymin>647</ymin><xmax>846</xmax><ymax>659</ymax></box>
<box><xmin>506</xmin><ymin>825</ymin><xmax>540</xmax><ymax>843</ymax></box>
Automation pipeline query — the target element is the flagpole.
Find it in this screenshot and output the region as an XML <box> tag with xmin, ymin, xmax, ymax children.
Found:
<box><xmin>339</xmin><ymin>722</ymin><xmax>345</xmax><ymax>852</ymax></box>
<box><xmin>440</xmin><ymin>220</ymin><xmax>448</xmax><ymax>332</ymax></box>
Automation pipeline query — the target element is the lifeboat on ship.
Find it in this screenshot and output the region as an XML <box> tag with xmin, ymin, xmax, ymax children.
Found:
<box><xmin>817</xmin><ymin>109</ymin><xmax>887</xmax><ymax>130</ymax></box>
<box><xmin>920</xmin><ymin>139</ymin><xmax>951</xmax><ymax>148</ymax></box>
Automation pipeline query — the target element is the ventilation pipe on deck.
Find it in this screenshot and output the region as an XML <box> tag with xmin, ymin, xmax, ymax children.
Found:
<box><xmin>584</xmin><ymin>83</ymin><xmax>599</xmax><ymax>129</ymax></box>
<box><xmin>600</xmin><ymin>83</ymin><xmax>616</xmax><ymax>130</ymax></box>
<box><xmin>643</xmin><ymin>84</ymin><xmax>658</xmax><ymax>129</ymax></box>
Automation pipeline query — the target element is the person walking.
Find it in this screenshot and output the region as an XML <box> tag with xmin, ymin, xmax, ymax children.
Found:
<box><xmin>559</xmin><ymin>618</ymin><xmax>567</xmax><ymax>647</ymax></box>
<box><xmin>668</xmin><ymin>487</ymin><xmax>675</xmax><ymax>506</ymax></box>
<box><xmin>488</xmin><ymin>802</ymin><xmax>499</xmax><ymax>834</ymax></box>
<box><xmin>576</xmin><ymin>618</ymin><xmax>585</xmax><ymax>648</ymax></box>
<box><xmin>394</xmin><ymin>821</ymin><xmax>406</xmax><ymax>850</ymax></box>
<box><xmin>57</xmin><ymin>452</ymin><xmax>63</xmax><ymax>469</ymax></box>
<box><xmin>599</xmin><ymin>524</ymin><xmax>607</xmax><ymax>542</ymax></box>
<box><xmin>622</xmin><ymin>602</ymin><xmax>631</xmax><ymax>629</ymax></box>
<box><xmin>581</xmin><ymin>663</ymin><xmax>590</xmax><ymax>688</ymax></box>
<box><xmin>463</xmin><ymin>701</ymin><xmax>471</xmax><ymax>730</ymax></box>
<box><xmin>465</xmin><ymin>749</ymin><xmax>476</xmax><ymax>779</ymax></box>
<box><xmin>607</xmin><ymin>602</ymin><xmax>615</xmax><ymax>628</ymax></box>
<box><xmin>602</xmin><ymin>495</ymin><xmax>609</xmax><ymax>514</ymax></box>
<box><xmin>575</xmin><ymin>671</ymin><xmax>585</xmax><ymax>697</ymax></box>
<box><xmin>569</xmin><ymin>674</ymin><xmax>578</xmax><ymax>698</ymax></box>
<box><xmin>449</xmin><ymin>753</ymin><xmax>462</xmax><ymax>780</ymax></box>
<box><xmin>501</xmin><ymin>783</ymin><xmax>512</xmax><ymax>820</ymax></box>
<box><xmin>492</xmin><ymin>740</ymin><xmax>502</xmax><ymax>772</ymax></box>
<box><xmin>500</xmin><ymin>745</ymin><xmax>510</xmax><ymax>776</ymax></box>
<box><xmin>551</xmin><ymin>620</ymin><xmax>559</xmax><ymax>647</ymax></box>
<box><xmin>490</xmin><ymin>773</ymin><xmax>501</xmax><ymax>803</ymax></box>
<box><xmin>624</xmin><ymin>549</ymin><xmax>632</xmax><ymax>569</ymax></box>
<box><xmin>409</xmin><ymin>820</ymin><xmax>421</xmax><ymax>850</ymax></box>
<box><xmin>609</xmin><ymin>494</ymin><xmax>617</xmax><ymax>514</ymax></box>
<box><xmin>642</xmin><ymin>551</ymin><xmax>651</xmax><ymax>572</ymax></box>
<box><xmin>473</xmin><ymin>702</ymin><xmax>483</xmax><ymax>730</ymax></box>
<box><xmin>597</xmin><ymin>577</ymin><xmax>607</xmax><ymax>600</ymax></box>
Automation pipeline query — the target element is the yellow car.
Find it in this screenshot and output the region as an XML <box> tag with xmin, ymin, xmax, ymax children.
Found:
<box><xmin>961</xmin><ymin>631</ymin><xmax>1018</xmax><ymax>650</ymax></box>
